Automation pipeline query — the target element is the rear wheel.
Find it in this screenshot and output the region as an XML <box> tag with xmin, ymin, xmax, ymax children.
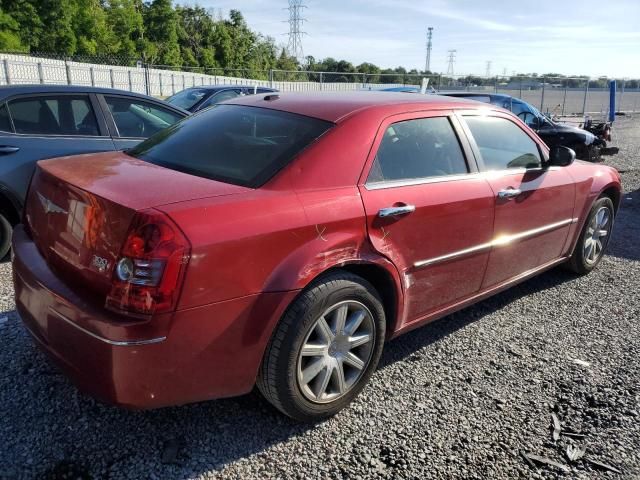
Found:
<box><xmin>0</xmin><ymin>212</ymin><xmax>12</xmax><ymax>261</ymax></box>
<box><xmin>565</xmin><ymin>197</ymin><xmax>614</xmax><ymax>274</ymax></box>
<box><xmin>257</xmin><ymin>271</ymin><xmax>386</xmax><ymax>421</ymax></box>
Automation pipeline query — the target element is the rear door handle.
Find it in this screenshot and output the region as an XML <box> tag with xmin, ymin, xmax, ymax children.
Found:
<box><xmin>378</xmin><ymin>204</ymin><xmax>416</xmax><ymax>218</ymax></box>
<box><xmin>0</xmin><ymin>145</ymin><xmax>19</xmax><ymax>155</ymax></box>
<box><xmin>497</xmin><ymin>188</ymin><xmax>522</xmax><ymax>199</ymax></box>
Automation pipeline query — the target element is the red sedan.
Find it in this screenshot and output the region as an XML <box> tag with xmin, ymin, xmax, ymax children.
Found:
<box><xmin>12</xmin><ymin>92</ymin><xmax>621</xmax><ymax>421</ymax></box>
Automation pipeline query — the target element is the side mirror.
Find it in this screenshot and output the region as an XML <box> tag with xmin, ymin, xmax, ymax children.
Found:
<box><xmin>547</xmin><ymin>146</ymin><xmax>576</xmax><ymax>167</ymax></box>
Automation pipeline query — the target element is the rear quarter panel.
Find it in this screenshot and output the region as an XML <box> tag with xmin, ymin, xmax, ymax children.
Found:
<box><xmin>563</xmin><ymin>161</ymin><xmax>621</xmax><ymax>255</ymax></box>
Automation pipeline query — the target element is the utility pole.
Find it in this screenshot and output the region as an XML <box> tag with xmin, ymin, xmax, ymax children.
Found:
<box><xmin>425</xmin><ymin>27</ymin><xmax>433</xmax><ymax>73</ymax></box>
<box><xmin>446</xmin><ymin>50</ymin><xmax>456</xmax><ymax>76</ymax></box>
<box><xmin>485</xmin><ymin>60</ymin><xmax>492</xmax><ymax>78</ymax></box>
<box><xmin>286</xmin><ymin>0</ymin><xmax>307</xmax><ymax>63</ymax></box>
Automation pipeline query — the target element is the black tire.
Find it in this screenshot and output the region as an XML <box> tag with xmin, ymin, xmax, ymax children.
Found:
<box><xmin>0</xmin><ymin>212</ymin><xmax>12</xmax><ymax>261</ymax></box>
<box><xmin>565</xmin><ymin>196</ymin><xmax>614</xmax><ymax>275</ymax></box>
<box><xmin>257</xmin><ymin>271</ymin><xmax>386</xmax><ymax>421</ymax></box>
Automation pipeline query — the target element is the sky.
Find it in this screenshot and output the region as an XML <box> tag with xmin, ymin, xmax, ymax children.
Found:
<box><xmin>201</xmin><ymin>0</ymin><xmax>640</xmax><ymax>78</ymax></box>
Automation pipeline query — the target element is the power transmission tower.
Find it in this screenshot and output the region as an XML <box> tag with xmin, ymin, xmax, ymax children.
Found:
<box><xmin>425</xmin><ymin>27</ymin><xmax>433</xmax><ymax>73</ymax></box>
<box><xmin>446</xmin><ymin>50</ymin><xmax>456</xmax><ymax>76</ymax></box>
<box><xmin>485</xmin><ymin>60</ymin><xmax>492</xmax><ymax>78</ymax></box>
<box><xmin>286</xmin><ymin>0</ymin><xmax>307</xmax><ymax>63</ymax></box>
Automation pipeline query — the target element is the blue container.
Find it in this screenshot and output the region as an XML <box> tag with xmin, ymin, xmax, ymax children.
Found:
<box><xmin>609</xmin><ymin>80</ymin><xmax>616</xmax><ymax>122</ymax></box>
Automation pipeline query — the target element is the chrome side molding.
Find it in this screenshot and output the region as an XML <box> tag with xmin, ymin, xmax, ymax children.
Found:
<box><xmin>414</xmin><ymin>218</ymin><xmax>577</xmax><ymax>269</ymax></box>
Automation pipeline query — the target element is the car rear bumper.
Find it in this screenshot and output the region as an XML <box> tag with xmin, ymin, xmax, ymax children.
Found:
<box><xmin>12</xmin><ymin>225</ymin><xmax>298</xmax><ymax>409</ymax></box>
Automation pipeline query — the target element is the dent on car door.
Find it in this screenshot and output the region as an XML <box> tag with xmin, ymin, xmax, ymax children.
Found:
<box><xmin>0</xmin><ymin>94</ymin><xmax>114</xmax><ymax>202</ymax></box>
<box><xmin>359</xmin><ymin>112</ymin><xmax>495</xmax><ymax>327</ymax></box>
<box><xmin>460</xmin><ymin>113</ymin><xmax>576</xmax><ymax>288</ymax></box>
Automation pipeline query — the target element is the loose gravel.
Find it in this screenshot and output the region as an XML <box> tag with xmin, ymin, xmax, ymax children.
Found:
<box><xmin>1</xmin><ymin>116</ymin><xmax>639</xmax><ymax>480</ymax></box>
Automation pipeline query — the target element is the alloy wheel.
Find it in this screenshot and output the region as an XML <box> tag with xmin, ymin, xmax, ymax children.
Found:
<box><xmin>583</xmin><ymin>205</ymin><xmax>611</xmax><ymax>265</ymax></box>
<box><xmin>296</xmin><ymin>300</ymin><xmax>375</xmax><ymax>404</ymax></box>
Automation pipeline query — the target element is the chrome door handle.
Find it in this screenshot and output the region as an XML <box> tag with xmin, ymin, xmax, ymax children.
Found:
<box><xmin>378</xmin><ymin>204</ymin><xmax>416</xmax><ymax>218</ymax></box>
<box><xmin>497</xmin><ymin>188</ymin><xmax>522</xmax><ymax>199</ymax></box>
<box><xmin>0</xmin><ymin>146</ymin><xmax>19</xmax><ymax>155</ymax></box>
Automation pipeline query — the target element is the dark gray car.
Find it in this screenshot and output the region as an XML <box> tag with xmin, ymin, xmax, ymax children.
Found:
<box><xmin>0</xmin><ymin>85</ymin><xmax>189</xmax><ymax>259</ymax></box>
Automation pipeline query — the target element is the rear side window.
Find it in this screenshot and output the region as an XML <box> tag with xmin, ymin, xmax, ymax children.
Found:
<box><xmin>128</xmin><ymin>105</ymin><xmax>333</xmax><ymax>187</ymax></box>
<box><xmin>105</xmin><ymin>96</ymin><xmax>184</xmax><ymax>138</ymax></box>
<box><xmin>166</xmin><ymin>88</ymin><xmax>209</xmax><ymax>110</ymax></box>
<box><xmin>367</xmin><ymin>116</ymin><xmax>468</xmax><ymax>184</ymax></box>
<box><xmin>464</xmin><ymin>116</ymin><xmax>541</xmax><ymax>170</ymax></box>
<box><xmin>8</xmin><ymin>95</ymin><xmax>99</xmax><ymax>136</ymax></box>
<box><xmin>0</xmin><ymin>104</ymin><xmax>12</xmax><ymax>132</ymax></box>
<box><xmin>199</xmin><ymin>89</ymin><xmax>242</xmax><ymax>109</ymax></box>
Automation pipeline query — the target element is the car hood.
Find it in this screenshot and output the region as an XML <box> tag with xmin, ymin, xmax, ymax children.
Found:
<box><xmin>37</xmin><ymin>151</ymin><xmax>251</xmax><ymax>210</ymax></box>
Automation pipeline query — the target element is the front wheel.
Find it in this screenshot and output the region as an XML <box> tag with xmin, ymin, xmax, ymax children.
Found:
<box><xmin>565</xmin><ymin>196</ymin><xmax>614</xmax><ymax>274</ymax></box>
<box><xmin>0</xmin><ymin>212</ymin><xmax>12</xmax><ymax>261</ymax></box>
<box><xmin>257</xmin><ymin>271</ymin><xmax>386</xmax><ymax>421</ymax></box>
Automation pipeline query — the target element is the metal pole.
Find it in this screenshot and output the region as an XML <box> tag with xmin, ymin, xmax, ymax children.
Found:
<box><xmin>269</xmin><ymin>69</ymin><xmax>274</xmax><ymax>89</ymax></box>
<box><xmin>619</xmin><ymin>79</ymin><xmax>626</xmax><ymax>112</ymax></box>
<box><xmin>437</xmin><ymin>74</ymin><xmax>442</xmax><ymax>92</ymax></box>
<box><xmin>540</xmin><ymin>77</ymin><xmax>546</xmax><ymax>111</ymax></box>
<box><xmin>144</xmin><ymin>64</ymin><xmax>150</xmax><ymax>96</ymax></box>
<box><xmin>2</xmin><ymin>59</ymin><xmax>10</xmax><ymax>85</ymax></box>
<box><xmin>109</xmin><ymin>68</ymin><xmax>115</xmax><ymax>88</ymax></box>
<box><xmin>89</xmin><ymin>66</ymin><xmax>95</xmax><ymax>87</ymax></box>
<box><xmin>494</xmin><ymin>76</ymin><xmax>498</xmax><ymax>94</ymax></box>
<box><xmin>519</xmin><ymin>76</ymin><xmax>522</xmax><ymax>99</ymax></box>
<box><xmin>127</xmin><ymin>70</ymin><xmax>132</xmax><ymax>91</ymax></box>
<box><xmin>561</xmin><ymin>83</ymin><xmax>567</xmax><ymax>116</ymax></box>
<box><xmin>319</xmin><ymin>72</ymin><xmax>323</xmax><ymax>91</ymax></box>
<box><xmin>65</xmin><ymin>60</ymin><xmax>72</xmax><ymax>85</ymax></box>
<box><xmin>37</xmin><ymin>62</ymin><xmax>44</xmax><ymax>84</ymax></box>
<box><xmin>582</xmin><ymin>78</ymin><xmax>589</xmax><ymax>115</ymax></box>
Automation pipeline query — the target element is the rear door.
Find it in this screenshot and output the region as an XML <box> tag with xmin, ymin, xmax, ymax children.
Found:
<box><xmin>98</xmin><ymin>94</ymin><xmax>186</xmax><ymax>150</ymax></box>
<box><xmin>359</xmin><ymin>111</ymin><xmax>495</xmax><ymax>326</ymax></box>
<box><xmin>0</xmin><ymin>93</ymin><xmax>114</xmax><ymax>202</ymax></box>
<box><xmin>459</xmin><ymin>111</ymin><xmax>576</xmax><ymax>288</ymax></box>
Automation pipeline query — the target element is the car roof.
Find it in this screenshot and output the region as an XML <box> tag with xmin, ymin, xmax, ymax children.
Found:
<box><xmin>440</xmin><ymin>91</ymin><xmax>513</xmax><ymax>100</ymax></box>
<box><xmin>179</xmin><ymin>85</ymin><xmax>277</xmax><ymax>92</ymax></box>
<box><xmin>226</xmin><ymin>91</ymin><xmax>485</xmax><ymax>123</ymax></box>
<box><xmin>0</xmin><ymin>84</ymin><xmax>189</xmax><ymax>112</ymax></box>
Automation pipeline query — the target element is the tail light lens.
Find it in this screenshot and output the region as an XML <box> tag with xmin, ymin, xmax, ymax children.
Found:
<box><xmin>105</xmin><ymin>209</ymin><xmax>191</xmax><ymax>316</ymax></box>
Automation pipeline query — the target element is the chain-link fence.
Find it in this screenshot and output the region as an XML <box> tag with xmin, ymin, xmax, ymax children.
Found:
<box><xmin>1</xmin><ymin>52</ymin><xmax>638</xmax><ymax>115</ymax></box>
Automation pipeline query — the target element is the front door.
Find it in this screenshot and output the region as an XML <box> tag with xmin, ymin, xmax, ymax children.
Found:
<box><xmin>359</xmin><ymin>112</ymin><xmax>495</xmax><ymax>326</ymax></box>
<box><xmin>460</xmin><ymin>112</ymin><xmax>576</xmax><ymax>288</ymax></box>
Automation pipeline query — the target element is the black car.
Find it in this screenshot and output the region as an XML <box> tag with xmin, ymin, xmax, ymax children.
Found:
<box><xmin>440</xmin><ymin>92</ymin><xmax>605</xmax><ymax>162</ymax></box>
<box><xmin>0</xmin><ymin>85</ymin><xmax>189</xmax><ymax>259</ymax></box>
<box><xmin>166</xmin><ymin>85</ymin><xmax>278</xmax><ymax>113</ymax></box>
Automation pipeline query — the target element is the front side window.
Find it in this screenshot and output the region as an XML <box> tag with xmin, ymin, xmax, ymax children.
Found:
<box><xmin>105</xmin><ymin>96</ymin><xmax>184</xmax><ymax>138</ymax></box>
<box><xmin>8</xmin><ymin>95</ymin><xmax>99</xmax><ymax>136</ymax></box>
<box><xmin>0</xmin><ymin>103</ymin><xmax>12</xmax><ymax>132</ymax></box>
<box><xmin>128</xmin><ymin>104</ymin><xmax>333</xmax><ymax>187</ymax></box>
<box><xmin>367</xmin><ymin>116</ymin><xmax>468</xmax><ymax>184</ymax></box>
<box><xmin>464</xmin><ymin>116</ymin><xmax>541</xmax><ymax>170</ymax></box>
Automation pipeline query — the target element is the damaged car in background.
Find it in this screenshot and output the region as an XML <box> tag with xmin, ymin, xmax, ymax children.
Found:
<box><xmin>440</xmin><ymin>92</ymin><xmax>615</xmax><ymax>162</ymax></box>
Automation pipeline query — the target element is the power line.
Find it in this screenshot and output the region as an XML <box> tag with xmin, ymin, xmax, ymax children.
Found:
<box><xmin>286</xmin><ymin>0</ymin><xmax>307</xmax><ymax>63</ymax></box>
<box><xmin>446</xmin><ymin>49</ymin><xmax>456</xmax><ymax>76</ymax></box>
<box><xmin>425</xmin><ymin>27</ymin><xmax>433</xmax><ymax>73</ymax></box>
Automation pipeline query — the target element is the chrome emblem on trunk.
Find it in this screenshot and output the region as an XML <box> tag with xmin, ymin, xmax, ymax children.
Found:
<box><xmin>91</xmin><ymin>255</ymin><xmax>110</xmax><ymax>273</ymax></box>
<box><xmin>37</xmin><ymin>192</ymin><xmax>68</xmax><ymax>215</ymax></box>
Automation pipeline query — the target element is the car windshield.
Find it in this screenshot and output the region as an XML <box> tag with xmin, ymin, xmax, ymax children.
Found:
<box><xmin>166</xmin><ymin>88</ymin><xmax>209</xmax><ymax>110</ymax></box>
<box><xmin>128</xmin><ymin>105</ymin><xmax>333</xmax><ymax>188</ymax></box>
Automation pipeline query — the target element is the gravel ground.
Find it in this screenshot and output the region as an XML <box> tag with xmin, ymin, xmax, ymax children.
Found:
<box><xmin>0</xmin><ymin>116</ymin><xmax>639</xmax><ymax>480</ymax></box>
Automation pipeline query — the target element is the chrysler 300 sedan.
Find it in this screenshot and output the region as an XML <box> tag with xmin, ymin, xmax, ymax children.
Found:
<box><xmin>12</xmin><ymin>92</ymin><xmax>621</xmax><ymax>421</ymax></box>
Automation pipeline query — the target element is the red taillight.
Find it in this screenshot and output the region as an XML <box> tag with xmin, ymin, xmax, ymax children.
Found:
<box><xmin>105</xmin><ymin>209</ymin><xmax>191</xmax><ymax>316</ymax></box>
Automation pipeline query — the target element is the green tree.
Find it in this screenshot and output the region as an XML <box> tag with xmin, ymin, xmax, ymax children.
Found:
<box><xmin>105</xmin><ymin>0</ymin><xmax>145</xmax><ymax>59</ymax></box>
<box><xmin>144</xmin><ymin>0</ymin><xmax>181</xmax><ymax>66</ymax></box>
<box><xmin>0</xmin><ymin>9</ymin><xmax>24</xmax><ymax>51</ymax></box>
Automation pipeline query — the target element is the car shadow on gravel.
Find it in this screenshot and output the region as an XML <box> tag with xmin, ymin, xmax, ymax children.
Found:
<box><xmin>2</xmin><ymin>266</ymin><xmax>585</xmax><ymax>479</ymax></box>
<box><xmin>607</xmin><ymin>188</ymin><xmax>640</xmax><ymax>262</ymax></box>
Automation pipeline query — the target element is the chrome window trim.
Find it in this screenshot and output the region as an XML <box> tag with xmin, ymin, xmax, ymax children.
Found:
<box><xmin>365</xmin><ymin>172</ymin><xmax>481</xmax><ymax>190</ymax></box>
<box><xmin>49</xmin><ymin>308</ymin><xmax>166</xmax><ymax>346</ymax></box>
<box><xmin>365</xmin><ymin>166</ymin><xmax>561</xmax><ymax>190</ymax></box>
<box><xmin>413</xmin><ymin>217</ymin><xmax>578</xmax><ymax>269</ymax></box>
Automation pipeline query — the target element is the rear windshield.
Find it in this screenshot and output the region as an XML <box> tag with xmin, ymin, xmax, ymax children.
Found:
<box><xmin>128</xmin><ymin>105</ymin><xmax>333</xmax><ymax>187</ymax></box>
<box><xmin>166</xmin><ymin>88</ymin><xmax>209</xmax><ymax>110</ymax></box>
